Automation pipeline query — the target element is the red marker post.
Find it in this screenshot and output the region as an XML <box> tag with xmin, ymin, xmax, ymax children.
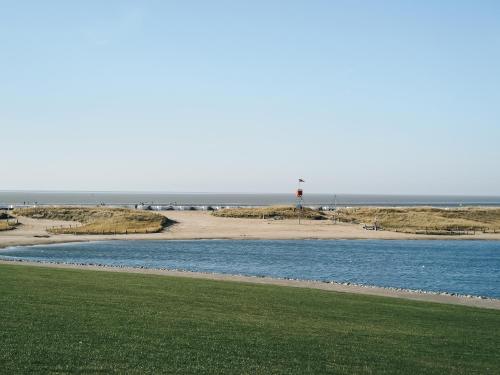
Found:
<box><xmin>296</xmin><ymin>179</ymin><xmax>305</xmax><ymax>224</ymax></box>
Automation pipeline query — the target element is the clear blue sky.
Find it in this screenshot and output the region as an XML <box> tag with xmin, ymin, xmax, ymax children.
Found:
<box><xmin>1</xmin><ymin>1</ymin><xmax>499</xmax><ymax>194</ymax></box>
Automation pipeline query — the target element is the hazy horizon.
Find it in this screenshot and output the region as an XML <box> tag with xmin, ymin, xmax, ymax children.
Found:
<box><xmin>2</xmin><ymin>190</ymin><xmax>500</xmax><ymax>209</ymax></box>
<box><xmin>2</xmin><ymin>1</ymin><xmax>499</xmax><ymax>195</ymax></box>
<box><xmin>2</xmin><ymin>189</ymin><xmax>500</xmax><ymax>198</ymax></box>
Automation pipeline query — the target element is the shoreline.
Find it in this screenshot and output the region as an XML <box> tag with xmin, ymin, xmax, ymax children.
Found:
<box><xmin>1</xmin><ymin>258</ymin><xmax>499</xmax><ymax>310</ymax></box>
<box><xmin>2</xmin><ymin>211</ymin><xmax>500</xmax><ymax>251</ymax></box>
<box><xmin>3</xmin><ymin>234</ymin><xmax>500</xmax><ymax>250</ymax></box>
<box><xmin>1</xmin><ymin>211</ymin><xmax>499</xmax><ymax>309</ymax></box>
<box><xmin>2</xmin><ymin>233</ymin><xmax>500</xmax><ymax>251</ymax></box>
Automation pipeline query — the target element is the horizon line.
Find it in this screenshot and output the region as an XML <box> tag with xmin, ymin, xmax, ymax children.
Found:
<box><xmin>0</xmin><ymin>190</ymin><xmax>499</xmax><ymax>198</ymax></box>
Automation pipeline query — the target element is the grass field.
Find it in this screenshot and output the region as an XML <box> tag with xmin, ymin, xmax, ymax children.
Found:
<box><xmin>213</xmin><ymin>206</ymin><xmax>326</xmax><ymax>220</ymax></box>
<box><xmin>1</xmin><ymin>264</ymin><xmax>499</xmax><ymax>374</ymax></box>
<box><xmin>334</xmin><ymin>207</ymin><xmax>500</xmax><ymax>233</ymax></box>
<box><xmin>12</xmin><ymin>206</ymin><xmax>172</xmax><ymax>234</ymax></box>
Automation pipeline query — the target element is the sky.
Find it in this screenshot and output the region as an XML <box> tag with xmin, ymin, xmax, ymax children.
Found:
<box><xmin>1</xmin><ymin>1</ymin><xmax>499</xmax><ymax>195</ymax></box>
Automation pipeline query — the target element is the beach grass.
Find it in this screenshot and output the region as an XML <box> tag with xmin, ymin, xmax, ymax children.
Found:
<box><xmin>0</xmin><ymin>211</ymin><xmax>19</xmax><ymax>231</ymax></box>
<box><xmin>0</xmin><ymin>211</ymin><xmax>17</xmax><ymax>231</ymax></box>
<box><xmin>1</xmin><ymin>264</ymin><xmax>499</xmax><ymax>374</ymax></box>
<box><xmin>213</xmin><ymin>206</ymin><xmax>326</xmax><ymax>220</ymax></box>
<box><xmin>12</xmin><ymin>207</ymin><xmax>172</xmax><ymax>234</ymax></box>
<box><xmin>0</xmin><ymin>221</ymin><xmax>17</xmax><ymax>231</ymax></box>
<box><xmin>0</xmin><ymin>211</ymin><xmax>13</xmax><ymax>220</ymax></box>
<box><xmin>333</xmin><ymin>207</ymin><xmax>500</xmax><ymax>233</ymax></box>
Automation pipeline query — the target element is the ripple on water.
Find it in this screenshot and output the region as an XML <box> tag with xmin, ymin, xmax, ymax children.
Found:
<box><xmin>1</xmin><ymin>239</ymin><xmax>499</xmax><ymax>298</ymax></box>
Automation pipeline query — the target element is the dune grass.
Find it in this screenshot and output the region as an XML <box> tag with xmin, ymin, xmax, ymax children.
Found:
<box><xmin>1</xmin><ymin>264</ymin><xmax>499</xmax><ymax>374</ymax></box>
<box><xmin>0</xmin><ymin>211</ymin><xmax>13</xmax><ymax>220</ymax></box>
<box><xmin>0</xmin><ymin>211</ymin><xmax>18</xmax><ymax>231</ymax></box>
<box><xmin>214</xmin><ymin>206</ymin><xmax>500</xmax><ymax>234</ymax></box>
<box><xmin>0</xmin><ymin>221</ymin><xmax>18</xmax><ymax>231</ymax></box>
<box><xmin>213</xmin><ymin>206</ymin><xmax>326</xmax><ymax>220</ymax></box>
<box><xmin>333</xmin><ymin>207</ymin><xmax>500</xmax><ymax>234</ymax></box>
<box><xmin>12</xmin><ymin>206</ymin><xmax>172</xmax><ymax>234</ymax></box>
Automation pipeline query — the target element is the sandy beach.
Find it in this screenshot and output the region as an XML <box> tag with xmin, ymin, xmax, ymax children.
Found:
<box><xmin>2</xmin><ymin>211</ymin><xmax>500</xmax><ymax>250</ymax></box>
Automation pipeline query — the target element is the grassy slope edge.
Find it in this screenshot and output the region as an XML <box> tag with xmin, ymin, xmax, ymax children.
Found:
<box><xmin>1</xmin><ymin>264</ymin><xmax>499</xmax><ymax>374</ymax></box>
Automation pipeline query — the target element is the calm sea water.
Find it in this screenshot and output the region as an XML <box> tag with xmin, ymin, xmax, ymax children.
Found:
<box><xmin>2</xmin><ymin>240</ymin><xmax>499</xmax><ymax>298</ymax></box>
<box><xmin>1</xmin><ymin>191</ymin><xmax>500</xmax><ymax>206</ymax></box>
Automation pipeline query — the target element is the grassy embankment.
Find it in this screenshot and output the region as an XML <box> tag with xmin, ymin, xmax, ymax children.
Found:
<box><xmin>12</xmin><ymin>207</ymin><xmax>172</xmax><ymax>235</ymax></box>
<box><xmin>213</xmin><ymin>206</ymin><xmax>326</xmax><ymax>220</ymax></box>
<box><xmin>1</xmin><ymin>264</ymin><xmax>499</xmax><ymax>374</ymax></box>
<box><xmin>334</xmin><ymin>207</ymin><xmax>500</xmax><ymax>234</ymax></box>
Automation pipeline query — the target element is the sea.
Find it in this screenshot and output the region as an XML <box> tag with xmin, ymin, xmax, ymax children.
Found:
<box><xmin>1</xmin><ymin>191</ymin><xmax>500</xmax><ymax>207</ymax></box>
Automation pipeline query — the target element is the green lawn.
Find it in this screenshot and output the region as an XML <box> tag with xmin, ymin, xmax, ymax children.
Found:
<box><xmin>1</xmin><ymin>264</ymin><xmax>499</xmax><ymax>374</ymax></box>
